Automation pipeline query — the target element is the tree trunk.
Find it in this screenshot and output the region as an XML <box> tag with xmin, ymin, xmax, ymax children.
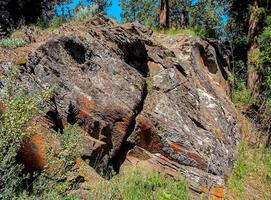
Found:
<box><xmin>159</xmin><ymin>0</ymin><xmax>169</xmax><ymax>28</ymax></box>
<box><xmin>180</xmin><ymin>5</ymin><xmax>188</xmax><ymax>28</ymax></box>
<box><xmin>247</xmin><ymin>0</ymin><xmax>265</xmax><ymax>97</ymax></box>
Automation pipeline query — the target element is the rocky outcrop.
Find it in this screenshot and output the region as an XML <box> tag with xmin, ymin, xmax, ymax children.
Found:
<box><xmin>0</xmin><ymin>16</ymin><xmax>240</xmax><ymax>198</ymax></box>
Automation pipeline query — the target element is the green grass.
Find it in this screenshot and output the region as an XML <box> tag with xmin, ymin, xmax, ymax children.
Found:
<box><xmin>48</xmin><ymin>17</ymin><xmax>67</xmax><ymax>29</ymax></box>
<box><xmin>0</xmin><ymin>37</ymin><xmax>26</xmax><ymax>49</ymax></box>
<box><xmin>152</xmin><ymin>27</ymin><xmax>197</xmax><ymax>36</ymax></box>
<box><xmin>227</xmin><ymin>142</ymin><xmax>271</xmax><ymax>199</ymax></box>
<box><xmin>152</xmin><ymin>25</ymin><xmax>213</xmax><ymax>37</ymax></box>
<box><xmin>231</xmin><ymin>78</ymin><xmax>253</xmax><ymax>107</ymax></box>
<box><xmin>146</xmin><ymin>73</ymin><xmax>154</xmax><ymax>91</ymax></box>
<box><xmin>227</xmin><ymin>143</ymin><xmax>249</xmax><ymax>193</ymax></box>
<box><xmin>88</xmin><ymin>168</ymin><xmax>189</xmax><ymax>200</ymax></box>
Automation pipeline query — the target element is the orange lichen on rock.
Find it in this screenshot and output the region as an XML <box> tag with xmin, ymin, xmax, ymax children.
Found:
<box><xmin>129</xmin><ymin>115</ymin><xmax>163</xmax><ymax>153</ymax></box>
<box><xmin>170</xmin><ymin>142</ymin><xmax>184</xmax><ymax>152</ymax></box>
<box><xmin>114</xmin><ymin>115</ymin><xmax>131</xmax><ymax>134</ymax></box>
<box><xmin>13</xmin><ymin>57</ymin><xmax>27</xmax><ymax>66</ymax></box>
<box><xmin>78</xmin><ymin>95</ymin><xmax>95</xmax><ymax>118</ymax></box>
<box><xmin>18</xmin><ymin>134</ymin><xmax>47</xmax><ymax>172</ymax></box>
<box><xmin>200</xmin><ymin>185</ymin><xmax>225</xmax><ymax>200</ymax></box>
<box><xmin>135</xmin><ymin>115</ymin><xmax>153</xmax><ymax>146</ymax></box>
<box><xmin>18</xmin><ymin>117</ymin><xmax>60</xmax><ymax>172</ymax></box>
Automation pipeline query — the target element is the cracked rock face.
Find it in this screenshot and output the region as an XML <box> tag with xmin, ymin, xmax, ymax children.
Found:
<box><xmin>0</xmin><ymin>16</ymin><xmax>240</xmax><ymax>198</ymax></box>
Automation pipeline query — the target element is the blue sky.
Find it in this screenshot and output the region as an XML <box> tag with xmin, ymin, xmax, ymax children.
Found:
<box><xmin>56</xmin><ymin>1</ymin><xmax>227</xmax><ymax>24</ymax></box>
<box><xmin>108</xmin><ymin>0</ymin><xmax>122</xmax><ymax>21</ymax></box>
<box><xmin>56</xmin><ymin>0</ymin><xmax>122</xmax><ymax>21</ymax></box>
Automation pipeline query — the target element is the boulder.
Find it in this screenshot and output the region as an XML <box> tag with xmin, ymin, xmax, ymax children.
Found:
<box><xmin>0</xmin><ymin>16</ymin><xmax>240</xmax><ymax>197</ymax></box>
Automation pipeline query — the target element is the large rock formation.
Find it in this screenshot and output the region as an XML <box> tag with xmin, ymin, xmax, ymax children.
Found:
<box><xmin>0</xmin><ymin>16</ymin><xmax>240</xmax><ymax>198</ymax></box>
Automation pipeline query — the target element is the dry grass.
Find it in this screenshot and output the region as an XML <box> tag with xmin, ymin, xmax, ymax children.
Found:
<box><xmin>226</xmin><ymin>111</ymin><xmax>271</xmax><ymax>200</ymax></box>
<box><xmin>0</xmin><ymin>20</ymin><xmax>86</xmax><ymax>63</ymax></box>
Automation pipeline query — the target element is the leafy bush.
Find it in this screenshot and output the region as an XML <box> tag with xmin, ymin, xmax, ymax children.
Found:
<box><xmin>232</xmin><ymin>79</ymin><xmax>252</xmax><ymax>107</ymax></box>
<box><xmin>45</xmin><ymin>124</ymin><xmax>85</xmax><ymax>177</ymax></box>
<box><xmin>73</xmin><ymin>5</ymin><xmax>99</xmax><ymax>22</ymax></box>
<box><xmin>15</xmin><ymin>125</ymin><xmax>84</xmax><ymax>199</ymax></box>
<box><xmin>48</xmin><ymin>17</ymin><xmax>67</xmax><ymax>29</ymax></box>
<box><xmin>0</xmin><ymin>37</ymin><xmax>26</xmax><ymax>49</ymax></box>
<box><xmin>192</xmin><ymin>25</ymin><xmax>217</xmax><ymax>38</ymax></box>
<box><xmin>89</xmin><ymin>168</ymin><xmax>189</xmax><ymax>200</ymax></box>
<box><xmin>0</xmin><ymin>66</ymin><xmax>38</xmax><ymax>199</ymax></box>
<box><xmin>249</xmin><ymin>48</ymin><xmax>261</xmax><ymax>67</ymax></box>
<box><xmin>0</xmin><ymin>66</ymin><xmax>84</xmax><ymax>199</ymax></box>
<box><xmin>23</xmin><ymin>173</ymin><xmax>79</xmax><ymax>200</ymax></box>
<box><xmin>259</xmin><ymin>15</ymin><xmax>271</xmax><ymax>108</ymax></box>
<box><xmin>232</xmin><ymin>60</ymin><xmax>247</xmax><ymax>80</ymax></box>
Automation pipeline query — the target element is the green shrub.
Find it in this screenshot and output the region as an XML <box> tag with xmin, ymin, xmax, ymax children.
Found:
<box><xmin>249</xmin><ymin>48</ymin><xmax>261</xmax><ymax>67</ymax></box>
<box><xmin>0</xmin><ymin>67</ymin><xmax>84</xmax><ymax>198</ymax></box>
<box><xmin>192</xmin><ymin>25</ymin><xmax>217</xmax><ymax>38</ymax></box>
<box><xmin>259</xmin><ymin>15</ymin><xmax>271</xmax><ymax>107</ymax></box>
<box><xmin>233</xmin><ymin>60</ymin><xmax>247</xmax><ymax>80</ymax></box>
<box><xmin>73</xmin><ymin>6</ymin><xmax>98</xmax><ymax>22</ymax></box>
<box><xmin>18</xmin><ymin>173</ymin><xmax>80</xmax><ymax>200</ymax></box>
<box><xmin>0</xmin><ymin>37</ymin><xmax>26</xmax><ymax>49</ymax></box>
<box><xmin>17</xmin><ymin>124</ymin><xmax>84</xmax><ymax>199</ymax></box>
<box><xmin>48</xmin><ymin>17</ymin><xmax>66</xmax><ymax>29</ymax></box>
<box><xmin>152</xmin><ymin>25</ymin><xmax>218</xmax><ymax>38</ymax></box>
<box><xmin>44</xmin><ymin>124</ymin><xmax>84</xmax><ymax>179</ymax></box>
<box><xmin>89</xmin><ymin>169</ymin><xmax>189</xmax><ymax>200</ymax></box>
<box><xmin>0</xmin><ymin>66</ymin><xmax>38</xmax><ymax>199</ymax></box>
<box><xmin>232</xmin><ymin>79</ymin><xmax>253</xmax><ymax>107</ymax></box>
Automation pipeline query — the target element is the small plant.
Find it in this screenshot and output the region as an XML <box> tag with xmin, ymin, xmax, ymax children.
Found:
<box><xmin>0</xmin><ymin>65</ymin><xmax>38</xmax><ymax>199</ymax></box>
<box><xmin>249</xmin><ymin>48</ymin><xmax>261</xmax><ymax>67</ymax></box>
<box><xmin>152</xmin><ymin>27</ymin><xmax>196</xmax><ymax>36</ymax></box>
<box><xmin>227</xmin><ymin>143</ymin><xmax>249</xmax><ymax>193</ymax></box>
<box><xmin>232</xmin><ymin>78</ymin><xmax>252</xmax><ymax>107</ymax></box>
<box><xmin>89</xmin><ymin>168</ymin><xmax>189</xmax><ymax>200</ymax></box>
<box><xmin>42</xmin><ymin>86</ymin><xmax>56</xmax><ymax>102</ymax></box>
<box><xmin>225</xmin><ymin>110</ymin><xmax>271</xmax><ymax>198</ymax></box>
<box><xmin>73</xmin><ymin>5</ymin><xmax>98</xmax><ymax>22</ymax></box>
<box><xmin>259</xmin><ymin>16</ymin><xmax>271</xmax><ymax>108</ymax></box>
<box><xmin>146</xmin><ymin>73</ymin><xmax>154</xmax><ymax>91</ymax></box>
<box><xmin>0</xmin><ymin>37</ymin><xmax>26</xmax><ymax>49</ymax></box>
<box><xmin>48</xmin><ymin>17</ymin><xmax>66</xmax><ymax>29</ymax></box>
<box><xmin>45</xmin><ymin>124</ymin><xmax>85</xmax><ymax>178</ymax></box>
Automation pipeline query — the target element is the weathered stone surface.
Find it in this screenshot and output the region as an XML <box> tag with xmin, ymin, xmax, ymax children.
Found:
<box><xmin>21</xmin><ymin>17</ymin><xmax>148</xmax><ymax>168</ymax></box>
<box><xmin>17</xmin><ymin>117</ymin><xmax>59</xmax><ymax>172</ymax></box>
<box><xmin>126</xmin><ymin>34</ymin><xmax>240</xmax><ymax>194</ymax></box>
<box><xmin>121</xmin><ymin>146</ymin><xmax>225</xmax><ymax>199</ymax></box>
<box><xmin>0</xmin><ymin>16</ymin><xmax>240</xmax><ymax>196</ymax></box>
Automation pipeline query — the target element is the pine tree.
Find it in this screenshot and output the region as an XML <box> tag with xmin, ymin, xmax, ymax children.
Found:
<box><xmin>87</xmin><ymin>0</ymin><xmax>112</xmax><ymax>13</ymax></box>
<box><xmin>120</xmin><ymin>0</ymin><xmax>159</xmax><ymax>26</ymax></box>
<box><xmin>159</xmin><ymin>0</ymin><xmax>169</xmax><ymax>28</ymax></box>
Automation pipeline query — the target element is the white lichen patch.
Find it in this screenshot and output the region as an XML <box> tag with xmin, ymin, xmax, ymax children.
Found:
<box><xmin>197</xmin><ymin>88</ymin><xmax>218</xmax><ymax>108</ymax></box>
